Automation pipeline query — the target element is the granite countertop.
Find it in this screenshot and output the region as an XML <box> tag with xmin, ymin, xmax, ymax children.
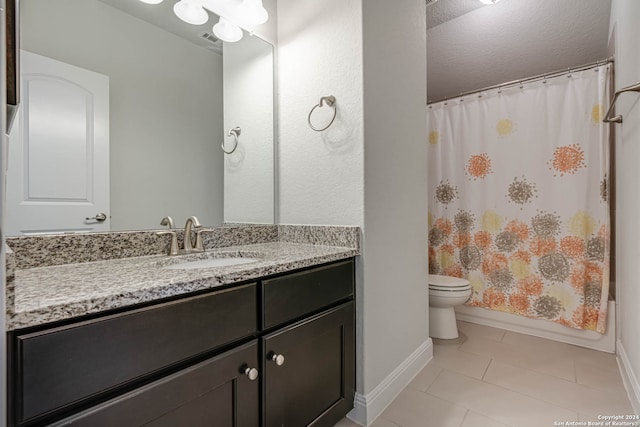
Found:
<box><xmin>7</xmin><ymin>242</ymin><xmax>359</xmax><ymax>331</ymax></box>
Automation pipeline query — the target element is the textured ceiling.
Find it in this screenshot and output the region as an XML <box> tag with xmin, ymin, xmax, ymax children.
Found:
<box><xmin>427</xmin><ymin>0</ymin><xmax>612</xmax><ymax>102</ymax></box>
<box><xmin>426</xmin><ymin>0</ymin><xmax>484</xmax><ymax>29</ymax></box>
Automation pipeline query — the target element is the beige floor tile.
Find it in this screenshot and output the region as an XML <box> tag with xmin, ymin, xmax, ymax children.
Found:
<box><xmin>333</xmin><ymin>416</ymin><xmax>399</xmax><ymax>427</ymax></box>
<box><xmin>575</xmin><ymin>359</ymin><xmax>627</xmax><ymax>392</ymax></box>
<box><xmin>460</xmin><ymin>411</ymin><xmax>512</xmax><ymax>427</ymax></box>
<box><xmin>371</xmin><ymin>417</ymin><xmax>401</xmax><ymax>427</ymax></box>
<box><xmin>333</xmin><ymin>418</ymin><xmax>361</xmax><ymax>427</ymax></box>
<box><xmin>569</xmin><ymin>345</ymin><xmax>619</xmax><ymax>372</ymax></box>
<box><xmin>483</xmin><ymin>360</ymin><xmax>634</xmax><ymax>417</ymax></box>
<box><xmin>459</xmin><ymin>334</ymin><xmax>576</xmax><ymax>381</ymax></box>
<box><xmin>407</xmin><ymin>360</ymin><xmax>444</xmax><ymax>392</ymax></box>
<box><xmin>457</xmin><ymin>321</ymin><xmax>507</xmax><ymax>342</ymax></box>
<box><xmin>427</xmin><ymin>369</ymin><xmax>578</xmax><ymax>427</ymax></box>
<box><xmin>381</xmin><ymin>388</ymin><xmax>467</xmax><ymax>427</ymax></box>
<box><xmin>578</xmin><ymin>413</ymin><xmax>603</xmax><ymax>422</ymax></box>
<box><xmin>501</xmin><ymin>331</ymin><xmax>577</xmax><ymax>355</ymax></box>
<box><xmin>433</xmin><ymin>343</ymin><xmax>491</xmax><ymax>380</ymax></box>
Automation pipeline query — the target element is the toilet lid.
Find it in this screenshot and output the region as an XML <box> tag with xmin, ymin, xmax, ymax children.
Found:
<box><xmin>428</xmin><ymin>274</ymin><xmax>471</xmax><ymax>288</ymax></box>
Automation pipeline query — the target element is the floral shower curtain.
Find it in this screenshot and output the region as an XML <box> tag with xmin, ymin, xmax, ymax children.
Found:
<box><xmin>427</xmin><ymin>65</ymin><xmax>611</xmax><ymax>333</ymax></box>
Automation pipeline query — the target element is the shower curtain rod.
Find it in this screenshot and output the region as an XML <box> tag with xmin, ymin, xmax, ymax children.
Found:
<box><xmin>427</xmin><ymin>56</ymin><xmax>615</xmax><ymax>105</ymax></box>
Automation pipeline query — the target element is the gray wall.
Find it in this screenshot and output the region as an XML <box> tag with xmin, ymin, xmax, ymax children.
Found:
<box><xmin>21</xmin><ymin>0</ymin><xmax>224</xmax><ymax>230</ymax></box>
<box><xmin>223</xmin><ymin>34</ymin><xmax>274</xmax><ymax>224</ymax></box>
<box><xmin>610</xmin><ymin>0</ymin><xmax>640</xmax><ymax>414</ymax></box>
<box><xmin>361</xmin><ymin>0</ymin><xmax>429</xmax><ymax>393</ymax></box>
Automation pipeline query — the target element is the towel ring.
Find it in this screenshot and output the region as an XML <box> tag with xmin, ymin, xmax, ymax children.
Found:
<box><xmin>308</xmin><ymin>95</ymin><xmax>337</xmax><ymax>131</ymax></box>
<box><xmin>222</xmin><ymin>127</ymin><xmax>241</xmax><ymax>154</ymax></box>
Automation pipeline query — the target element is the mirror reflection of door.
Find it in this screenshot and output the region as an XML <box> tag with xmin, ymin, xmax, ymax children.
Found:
<box><xmin>6</xmin><ymin>50</ymin><xmax>110</xmax><ymax>235</ymax></box>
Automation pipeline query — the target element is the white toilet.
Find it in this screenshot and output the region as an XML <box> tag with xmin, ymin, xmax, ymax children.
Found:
<box><xmin>428</xmin><ymin>274</ymin><xmax>472</xmax><ymax>339</ymax></box>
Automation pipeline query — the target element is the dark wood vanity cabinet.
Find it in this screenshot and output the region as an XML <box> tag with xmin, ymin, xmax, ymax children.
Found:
<box><xmin>263</xmin><ymin>303</ymin><xmax>354</xmax><ymax>427</ymax></box>
<box><xmin>8</xmin><ymin>258</ymin><xmax>356</xmax><ymax>427</ymax></box>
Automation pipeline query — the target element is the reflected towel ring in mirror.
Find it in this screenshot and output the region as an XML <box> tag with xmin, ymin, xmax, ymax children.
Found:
<box><xmin>222</xmin><ymin>126</ymin><xmax>241</xmax><ymax>154</ymax></box>
<box><xmin>308</xmin><ymin>95</ymin><xmax>337</xmax><ymax>131</ymax></box>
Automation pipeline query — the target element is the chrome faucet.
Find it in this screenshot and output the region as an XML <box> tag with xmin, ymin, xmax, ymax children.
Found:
<box><xmin>157</xmin><ymin>215</ymin><xmax>212</xmax><ymax>255</ymax></box>
<box><xmin>183</xmin><ymin>216</ymin><xmax>202</xmax><ymax>252</ymax></box>
<box><xmin>157</xmin><ymin>216</ymin><xmax>179</xmax><ymax>255</ymax></box>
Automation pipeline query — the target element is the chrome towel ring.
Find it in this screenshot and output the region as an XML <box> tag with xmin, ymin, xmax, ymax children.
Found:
<box><xmin>308</xmin><ymin>95</ymin><xmax>337</xmax><ymax>131</ymax></box>
<box><xmin>222</xmin><ymin>127</ymin><xmax>241</xmax><ymax>154</ymax></box>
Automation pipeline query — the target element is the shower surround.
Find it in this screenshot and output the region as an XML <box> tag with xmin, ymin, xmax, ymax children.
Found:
<box><xmin>428</xmin><ymin>65</ymin><xmax>611</xmax><ymax>334</ymax></box>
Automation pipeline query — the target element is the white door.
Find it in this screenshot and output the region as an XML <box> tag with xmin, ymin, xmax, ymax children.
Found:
<box><xmin>6</xmin><ymin>51</ymin><xmax>109</xmax><ymax>235</ymax></box>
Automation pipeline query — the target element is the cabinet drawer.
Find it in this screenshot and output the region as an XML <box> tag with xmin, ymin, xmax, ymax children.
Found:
<box><xmin>263</xmin><ymin>260</ymin><xmax>354</xmax><ymax>329</ymax></box>
<box><xmin>51</xmin><ymin>340</ymin><xmax>259</xmax><ymax>427</ymax></box>
<box><xmin>14</xmin><ymin>283</ymin><xmax>257</xmax><ymax>424</ymax></box>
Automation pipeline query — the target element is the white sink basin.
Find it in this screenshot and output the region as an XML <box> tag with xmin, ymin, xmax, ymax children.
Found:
<box><xmin>158</xmin><ymin>252</ymin><xmax>262</xmax><ymax>270</ymax></box>
<box><xmin>161</xmin><ymin>256</ymin><xmax>261</xmax><ymax>270</ymax></box>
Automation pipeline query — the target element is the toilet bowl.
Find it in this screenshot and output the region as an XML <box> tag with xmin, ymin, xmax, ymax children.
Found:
<box><xmin>428</xmin><ymin>274</ymin><xmax>472</xmax><ymax>339</ymax></box>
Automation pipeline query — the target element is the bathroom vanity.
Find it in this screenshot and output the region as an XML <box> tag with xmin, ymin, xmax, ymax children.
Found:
<box><xmin>6</xmin><ymin>230</ymin><xmax>359</xmax><ymax>427</ymax></box>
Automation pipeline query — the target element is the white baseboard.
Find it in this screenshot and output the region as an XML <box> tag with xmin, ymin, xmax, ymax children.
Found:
<box><xmin>347</xmin><ymin>338</ymin><xmax>433</xmax><ymax>426</ymax></box>
<box><xmin>455</xmin><ymin>302</ymin><xmax>616</xmax><ymax>353</ymax></box>
<box><xmin>617</xmin><ymin>340</ymin><xmax>640</xmax><ymax>415</ymax></box>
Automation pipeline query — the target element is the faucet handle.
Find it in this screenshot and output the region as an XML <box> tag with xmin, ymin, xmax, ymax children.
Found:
<box><xmin>156</xmin><ymin>231</ymin><xmax>179</xmax><ymax>256</ymax></box>
<box><xmin>194</xmin><ymin>227</ymin><xmax>214</xmax><ymax>251</ymax></box>
<box><xmin>160</xmin><ymin>216</ymin><xmax>175</xmax><ymax>229</ymax></box>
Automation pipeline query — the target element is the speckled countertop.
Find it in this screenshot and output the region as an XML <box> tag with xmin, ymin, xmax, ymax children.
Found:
<box><xmin>7</xmin><ymin>241</ymin><xmax>359</xmax><ymax>331</ymax></box>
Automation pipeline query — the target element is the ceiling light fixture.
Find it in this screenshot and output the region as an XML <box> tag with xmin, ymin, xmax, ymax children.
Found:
<box><xmin>142</xmin><ymin>0</ymin><xmax>269</xmax><ymax>43</ymax></box>
<box><xmin>235</xmin><ymin>0</ymin><xmax>268</xmax><ymax>26</ymax></box>
<box><xmin>479</xmin><ymin>0</ymin><xmax>501</xmax><ymax>4</ymax></box>
<box><xmin>173</xmin><ymin>0</ymin><xmax>209</xmax><ymax>25</ymax></box>
<box><xmin>213</xmin><ymin>16</ymin><xmax>244</xmax><ymax>42</ymax></box>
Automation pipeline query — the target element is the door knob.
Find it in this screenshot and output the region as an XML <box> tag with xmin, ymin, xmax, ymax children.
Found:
<box><xmin>85</xmin><ymin>213</ymin><xmax>107</xmax><ymax>222</ymax></box>
<box><xmin>244</xmin><ymin>367</ymin><xmax>259</xmax><ymax>381</ymax></box>
<box><xmin>270</xmin><ymin>353</ymin><xmax>285</xmax><ymax>366</ymax></box>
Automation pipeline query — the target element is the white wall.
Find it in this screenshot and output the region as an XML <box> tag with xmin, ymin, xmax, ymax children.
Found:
<box><xmin>21</xmin><ymin>0</ymin><xmax>224</xmax><ymax>230</ymax></box>
<box><xmin>277</xmin><ymin>0</ymin><xmax>429</xmax><ymax>424</ymax></box>
<box><xmin>277</xmin><ymin>0</ymin><xmax>364</xmax><ymax>226</ymax></box>
<box><xmin>610</xmin><ymin>0</ymin><xmax>640</xmax><ymax>414</ymax></box>
<box><xmin>223</xmin><ymin>34</ymin><xmax>274</xmax><ymax>224</ymax></box>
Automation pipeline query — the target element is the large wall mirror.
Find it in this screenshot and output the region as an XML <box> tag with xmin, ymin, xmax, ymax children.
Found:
<box><xmin>6</xmin><ymin>0</ymin><xmax>275</xmax><ymax>236</ymax></box>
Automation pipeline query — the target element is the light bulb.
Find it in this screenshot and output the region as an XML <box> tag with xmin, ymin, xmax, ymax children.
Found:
<box><xmin>139</xmin><ymin>0</ymin><xmax>163</xmax><ymax>3</ymax></box>
<box><xmin>236</xmin><ymin>0</ymin><xmax>269</xmax><ymax>26</ymax></box>
<box><xmin>213</xmin><ymin>17</ymin><xmax>243</xmax><ymax>42</ymax></box>
<box><xmin>479</xmin><ymin>0</ymin><xmax>501</xmax><ymax>4</ymax></box>
<box><xmin>173</xmin><ymin>0</ymin><xmax>209</xmax><ymax>26</ymax></box>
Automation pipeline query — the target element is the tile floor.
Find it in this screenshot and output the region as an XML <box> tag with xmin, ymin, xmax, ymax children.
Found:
<box><xmin>336</xmin><ymin>321</ymin><xmax>635</xmax><ymax>427</ymax></box>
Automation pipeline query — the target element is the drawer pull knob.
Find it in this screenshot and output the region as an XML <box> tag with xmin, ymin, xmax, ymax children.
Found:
<box><xmin>271</xmin><ymin>353</ymin><xmax>285</xmax><ymax>366</ymax></box>
<box><xmin>244</xmin><ymin>367</ymin><xmax>259</xmax><ymax>381</ymax></box>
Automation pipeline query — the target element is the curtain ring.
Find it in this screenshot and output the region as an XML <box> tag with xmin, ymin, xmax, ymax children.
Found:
<box><xmin>308</xmin><ymin>96</ymin><xmax>337</xmax><ymax>132</ymax></box>
<box><xmin>222</xmin><ymin>127</ymin><xmax>240</xmax><ymax>154</ymax></box>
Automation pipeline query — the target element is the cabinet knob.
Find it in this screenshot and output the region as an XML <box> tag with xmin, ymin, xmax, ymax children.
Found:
<box><xmin>244</xmin><ymin>367</ymin><xmax>259</xmax><ymax>381</ymax></box>
<box><xmin>270</xmin><ymin>353</ymin><xmax>285</xmax><ymax>366</ymax></box>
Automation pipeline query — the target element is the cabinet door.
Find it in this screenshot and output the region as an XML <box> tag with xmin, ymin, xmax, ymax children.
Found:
<box><xmin>263</xmin><ymin>302</ymin><xmax>355</xmax><ymax>427</ymax></box>
<box><xmin>52</xmin><ymin>341</ymin><xmax>260</xmax><ymax>427</ymax></box>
